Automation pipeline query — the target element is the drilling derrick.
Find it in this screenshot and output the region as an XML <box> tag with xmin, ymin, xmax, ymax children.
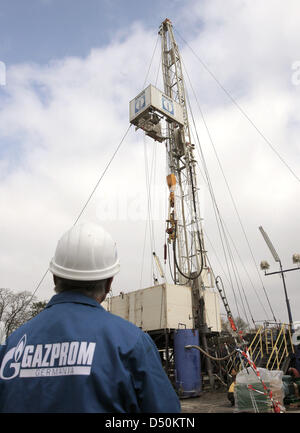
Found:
<box><xmin>128</xmin><ymin>18</ymin><xmax>221</xmax><ymax>392</ymax></box>
<box><xmin>159</xmin><ymin>19</ymin><xmax>216</xmax><ymax>388</ymax></box>
<box><xmin>159</xmin><ymin>19</ymin><xmax>213</xmax><ymax>324</ymax></box>
<box><xmin>129</xmin><ymin>19</ymin><xmax>215</xmax><ymax>325</ymax></box>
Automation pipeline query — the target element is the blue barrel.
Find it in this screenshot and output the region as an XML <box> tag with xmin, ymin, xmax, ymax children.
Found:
<box><xmin>174</xmin><ymin>329</ymin><xmax>201</xmax><ymax>398</ymax></box>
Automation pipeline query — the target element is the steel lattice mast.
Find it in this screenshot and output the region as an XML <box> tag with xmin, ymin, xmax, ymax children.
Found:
<box><xmin>129</xmin><ymin>18</ymin><xmax>217</xmax><ymax>387</ymax></box>
<box><xmin>159</xmin><ymin>20</ymin><xmax>216</xmax><ymax>386</ymax></box>
<box><xmin>129</xmin><ymin>18</ymin><xmax>214</xmax><ymax>326</ymax></box>
<box><xmin>159</xmin><ymin>19</ymin><xmax>209</xmax><ymax>291</ymax></box>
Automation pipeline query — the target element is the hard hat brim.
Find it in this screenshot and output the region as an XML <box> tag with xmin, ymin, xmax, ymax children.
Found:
<box><xmin>49</xmin><ymin>259</ymin><xmax>120</xmax><ymax>281</ymax></box>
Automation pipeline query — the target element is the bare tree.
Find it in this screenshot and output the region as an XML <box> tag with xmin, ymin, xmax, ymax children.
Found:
<box><xmin>30</xmin><ymin>300</ymin><xmax>48</xmax><ymax>318</ymax></box>
<box><xmin>0</xmin><ymin>288</ymin><xmax>47</xmax><ymax>341</ymax></box>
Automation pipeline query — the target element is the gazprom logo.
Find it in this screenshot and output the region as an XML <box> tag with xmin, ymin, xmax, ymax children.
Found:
<box><xmin>135</xmin><ymin>92</ymin><xmax>146</xmax><ymax>114</ymax></box>
<box><xmin>0</xmin><ymin>334</ymin><xmax>96</xmax><ymax>380</ymax></box>
<box><xmin>162</xmin><ymin>95</ymin><xmax>174</xmax><ymax>115</ymax></box>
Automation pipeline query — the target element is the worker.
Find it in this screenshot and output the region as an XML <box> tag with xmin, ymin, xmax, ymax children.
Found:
<box><xmin>227</xmin><ymin>369</ymin><xmax>236</xmax><ymax>407</ymax></box>
<box><xmin>227</xmin><ymin>380</ymin><xmax>235</xmax><ymax>407</ymax></box>
<box><xmin>0</xmin><ymin>222</ymin><xmax>181</xmax><ymax>413</ymax></box>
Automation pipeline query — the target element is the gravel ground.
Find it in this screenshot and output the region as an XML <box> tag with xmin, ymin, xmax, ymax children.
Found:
<box><xmin>180</xmin><ymin>390</ymin><xmax>234</xmax><ymax>413</ymax></box>
<box><xmin>180</xmin><ymin>390</ymin><xmax>300</xmax><ymax>413</ymax></box>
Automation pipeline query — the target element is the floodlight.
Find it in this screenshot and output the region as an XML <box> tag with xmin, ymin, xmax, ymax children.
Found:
<box><xmin>260</xmin><ymin>261</ymin><xmax>270</xmax><ymax>271</ymax></box>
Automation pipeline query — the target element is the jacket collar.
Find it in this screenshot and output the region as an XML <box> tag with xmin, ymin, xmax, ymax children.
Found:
<box><xmin>46</xmin><ymin>291</ymin><xmax>102</xmax><ymax>309</ymax></box>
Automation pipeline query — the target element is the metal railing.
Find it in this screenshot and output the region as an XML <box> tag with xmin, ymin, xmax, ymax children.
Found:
<box><xmin>247</xmin><ymin>326</ymin><xmax>264</xmax><ymax>366</ymax></box>
<box><xmin>225</xmin><ymin>323</ymin><xmax>295</xmax><ymax>374</ymax></box>
<box><xmin>266</xmin><ymin>324</ymin><xmax>294</xmax><ymax>370</ymax></box>
<box><xmin>246</xmin><ymin>324</ymin><xmax>294</xmax><ymax>370</ymax></box>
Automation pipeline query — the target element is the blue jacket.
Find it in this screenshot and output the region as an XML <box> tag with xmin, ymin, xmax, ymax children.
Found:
<box><xmin>0</xmin><ymin>291</ymin><xmax>181</xmax><ymax>413</ymax></box>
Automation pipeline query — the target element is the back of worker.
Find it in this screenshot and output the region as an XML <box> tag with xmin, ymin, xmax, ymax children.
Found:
<box><xmin>0</xmin><ymin>291</ymin><xmax>180</xmax><ymax>412</ymax></box>
<box><xmin>0</xmin><ymin>223</ymin><xmax>181</xmax><ymax>413</ymax></box>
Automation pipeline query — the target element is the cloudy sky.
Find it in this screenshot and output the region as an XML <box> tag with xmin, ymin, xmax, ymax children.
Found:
<box><xmin>0</xmin><ymin>0</ymin><xmax>299</xmax><ymax>327</ymax></box>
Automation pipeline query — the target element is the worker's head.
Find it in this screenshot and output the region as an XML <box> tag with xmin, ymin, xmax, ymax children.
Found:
<box><xmin>49</xmin><ymin>222</ymin><xmax>120</xmax><ymax>303</ymax></box>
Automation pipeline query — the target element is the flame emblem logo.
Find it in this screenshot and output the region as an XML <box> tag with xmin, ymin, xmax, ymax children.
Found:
<box><xmin>14</xmin><ymin>334</ymin><xmax>27</xmax><ymax>362</ymax></box>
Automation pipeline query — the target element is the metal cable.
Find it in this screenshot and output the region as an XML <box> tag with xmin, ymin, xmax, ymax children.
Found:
<box><xmin>185</xmin><ymin>83</ymin><xmax>242</xmax><ymax>318</ymax></box>
<box><xmin>31</xmin><ymin>125</ymin><xmax>132</xmax><ymax>298</ymax></box>
<box><xmin>141</xmin><ymin>136</ymin><xmax>158</xmax><ymax>285</ymax></box>
<box><xmin>31</xmin><ymin>35</ymin><xmax>160</xmax><ymax>299</ymax></box>
<box><xmin>182</xmin><ymin>57</ymin><xmax>276</xmax><ymax>322</ymax></box>
<box><xmin>141</xmin><ymin>34</ymin><xmax>160</xmax><ymax>90</ymax></box>
<box><xmin>174</xmin><ymin>26</ymin><xmax>300</xmax><ymax>184</ymax></box>
<box><xmin>73</xmin><ymin>125</ymin><xmax>131</xmax><ymax>226</ymax></box>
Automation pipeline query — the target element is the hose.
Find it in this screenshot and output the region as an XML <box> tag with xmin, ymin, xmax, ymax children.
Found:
<box><xmin>185</xmin><ymin>344</ymin><xmax>237</xmax><ymax>362</ymax></box>
<box><xmin>172</xmin><ymin>163</ymin><xmax>204</xmax><ymax>281</ymax></box>
<box><xmin>173</xmin><ymin>221</ymin><xmax>203</xmax><ymax>281</ymax></box>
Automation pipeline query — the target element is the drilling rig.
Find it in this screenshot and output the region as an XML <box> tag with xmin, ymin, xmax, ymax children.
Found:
<box><xmin>106</xmin><ymin>19</ymin><xmax>221</xmax><ymax>396</ymax></box>
<box><xmin>159</xmin><ymin>18</ymin><xmax>212</xmax><ymax>322</ymax></box>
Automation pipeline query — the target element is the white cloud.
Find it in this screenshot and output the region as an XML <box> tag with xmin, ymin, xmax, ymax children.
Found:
<box><xmin>0</xmin><ymin>23</ymin><xmax>160</xmax><ymax>295</ymax></box>
<box><xmin>0</xmin><ymin>3</ymin><xmax>300</xmax><ymax>326</ymax></box>
<box><xmin>179</xmin><ymin>0</ymin><xmax>300</xmax><ymax>324</ymax></box>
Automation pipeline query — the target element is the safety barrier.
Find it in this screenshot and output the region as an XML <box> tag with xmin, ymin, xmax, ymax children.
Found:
<box><xmin>224</xmin><ymin>323</ymin><xmax>294</xmax><ymax>376</ymax></box>
<box><xmin>266</xmin><ymin>324</ymin><xmax>294</xmax><ymax>370</ymax></box>
<box><xmin>247</xmin><ymin>326</ymin><xmax>264</xmax><ymax>366</ymax></box>
<box><xmin>245</xmin><ymin>324</ymin><xmax>294</xmax><ymax>371</ymax></box>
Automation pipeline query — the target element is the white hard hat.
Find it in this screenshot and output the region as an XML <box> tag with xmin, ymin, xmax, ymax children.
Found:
<box><xmin>49</xmin><ymin>222</ymin><xmax>120</xmax><ymax>281</ymax></box>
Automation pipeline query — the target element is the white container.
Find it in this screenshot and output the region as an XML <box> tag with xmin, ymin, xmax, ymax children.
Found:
<box><xmin>203</xmin><ymin>289</ymin><xmax>222</xmax><ymax>333</ymax></box>
<box><xmin>129</xmin><ymin>85</ymin><xmax>184</xmax><ymax>127</ymax></box>
<box><xmin>103</xmin><ymin>283</ymin><xmax>193</xmax><ymax>331</ymax></box>
<box><xmin>103</xmin><ymin>283</ymin><xmax>221</xmax><ymax>333</ymax></box>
